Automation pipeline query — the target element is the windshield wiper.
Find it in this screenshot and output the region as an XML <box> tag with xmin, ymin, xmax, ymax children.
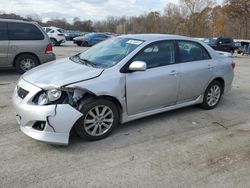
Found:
<box><xmin>69</xmin><ymin>53</ymin><xmax>81</xmax><ymax>62</ymax></box>
<box><xmin>70</xmin><ymin>54</ymin><xmax>101</xmax><ymax>68</ymax></box>
<box><xmin>80</xmin><ymin>58</ymin><xmax>101</xmax><ymax>68</ymax></box>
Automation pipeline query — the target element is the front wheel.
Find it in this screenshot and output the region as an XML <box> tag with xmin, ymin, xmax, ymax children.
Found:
<box><xmin>200</xmin><ymin>81</ymin><xmax>222</xmax><ymax>110</ymax></box>
<box><xmin>75</xmin><ymin>98</ymin><xmax>119</xmax><ymax>141</ymax></box>
<box><xmin>76</xmin><ymin>41</ymin><xmax>82</xmax><ymax>46</ymax></box>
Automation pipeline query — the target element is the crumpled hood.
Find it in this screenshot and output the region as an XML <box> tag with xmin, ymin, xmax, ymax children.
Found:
<box><xmin>22</xmin><ymin>58</ymin><xmax>104</xmax><ymax>89</ymax></box>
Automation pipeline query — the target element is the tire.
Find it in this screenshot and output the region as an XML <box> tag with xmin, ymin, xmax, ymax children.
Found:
<box><xmin>82</xmin><ymin>41</ymin><xmax>88</xmax><ymax>47</ymax></box>
<box><xmin>15</xmin><ymin>54</ymin><xmax>39</xmax><ymax>74</ymax></box>
<box><xmin>50</xmin><ymin>38</ymin><xmax>57</xmax><ymax>46</ymax></box>
<box><xmin>56</xmin><ymin>41</ymin><xmax>61</xmax><ymax>46</ymax></box>
<box><xmin>76</xmin><ymin>41</ymin><xmax>82</xmax><ymax>46</ymax></box>
<box><xmin>230</xmin><ymin>49</ymin><xmax>234</xmax><ymax>55</ymax></box>
<box><xmin>75</xmin><ymin>98</ymin><xmax>119</xmax><ymax>141</ymax></box>
<box><xmin>200</xmin><ymin>80</ymin><xmax>223</xmax><ymax>110</ymax></box>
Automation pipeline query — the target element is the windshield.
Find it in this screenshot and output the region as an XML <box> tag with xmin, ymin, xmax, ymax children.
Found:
<box><xmin>72</xmin><ymin>37</ymin><xmax>144</xmax><ymax>68</ymax></box>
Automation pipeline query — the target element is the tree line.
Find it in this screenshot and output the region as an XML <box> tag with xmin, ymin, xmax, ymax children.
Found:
<box><xmin>0</xmin><ymin>0</ymin><xmax>249</xmax><ymax>39</ymax></box>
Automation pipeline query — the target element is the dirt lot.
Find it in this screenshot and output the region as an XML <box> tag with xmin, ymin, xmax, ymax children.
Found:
<box><xmin>0</xmin><ymin>42</ymin><xmax>250</xmax><ymax>188</ymax></box>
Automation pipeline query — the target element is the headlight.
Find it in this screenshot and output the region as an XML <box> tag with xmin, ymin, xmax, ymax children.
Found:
<box><xmin>36</xmin><ymin>89</ymin><xmax>62</xmax><ymax>105</ymax></box>
<box><xmin>47</xmin><ymin>89</ymin><xmax>62</xmax><ymax>102</ymax></box>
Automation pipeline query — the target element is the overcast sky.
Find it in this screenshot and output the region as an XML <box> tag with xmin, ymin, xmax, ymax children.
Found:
<box><xmin>1</xmin><ymin>0</ymin><xmax>224</xmax><ymax>22</ymax></box>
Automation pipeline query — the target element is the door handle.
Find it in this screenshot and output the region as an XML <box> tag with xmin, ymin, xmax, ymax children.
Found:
<box><xmin>169</xmin><ymin>70</ymin><xmax>179</xmax><ymax>76</ymax></box>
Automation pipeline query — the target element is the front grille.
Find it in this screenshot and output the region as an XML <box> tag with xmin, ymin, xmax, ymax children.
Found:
<box><xmin>17</xmin><ymin>87</ymin><xmax>29</xmax><ymax>99</ymax></box>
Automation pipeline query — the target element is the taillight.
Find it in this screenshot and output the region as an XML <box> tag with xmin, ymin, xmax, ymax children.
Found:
<box><xmin>45</xmin><ymin>43</ymin><xmax>53</xmax><ymax>54</ymax></box>
<box><xmin>57</xmin><ymin>33</ymin><xmax>64</xmax><ymax>36</ymax></box>
<box><xmin>232</xmin><ymin>61</ymin><xmax>236</xmax><ymax>69</ymax></box>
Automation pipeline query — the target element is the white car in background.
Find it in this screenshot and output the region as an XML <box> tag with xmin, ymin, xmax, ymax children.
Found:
<box><xmin>42</xmin><ymin>27</ymin><xmax>66</xmax><ymax>46</ymax></box>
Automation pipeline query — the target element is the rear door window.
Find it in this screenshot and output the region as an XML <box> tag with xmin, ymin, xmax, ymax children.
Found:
<box><xmin>8</xmin><ymin>22</ymin><xmax>44</xmax><ymax>40</ymax></box>
<box><xmin>0</xmin><ymin>22</ymin><xmax>8</xmax><ymax>40</ymax></box>
<box><xmin>178</xmin><ymin>41</ymin><xmax>211</xmax><ymax>62</ymax></box>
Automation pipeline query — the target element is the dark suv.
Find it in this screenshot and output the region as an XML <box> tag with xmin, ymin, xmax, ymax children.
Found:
<box><xmin>204</xmin><ymin>37</ymin><xmax>236</xmax><ymax>54</ymax></box>
<box><xmin>0</xmin><ymin>19</ymin><xmax>56</xmax><ymax>73</ymax></box>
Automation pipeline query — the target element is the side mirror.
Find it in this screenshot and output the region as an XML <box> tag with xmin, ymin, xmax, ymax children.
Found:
<box><xmin>129</xmin><ymin>61</ymin><xmax>147</xmax><ymax>72</ymax></box>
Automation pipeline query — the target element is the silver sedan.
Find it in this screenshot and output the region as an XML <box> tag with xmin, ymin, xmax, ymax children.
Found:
<box><xmin>13</xmin><ymin>34</ymin><xmax>234</xmax><ymax>145</ymax></box>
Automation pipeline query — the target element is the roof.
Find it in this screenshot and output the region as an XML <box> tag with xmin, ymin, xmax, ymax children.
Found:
<box><xmin>119</xmin><ymin>34</ymin><xmax>191</xmax><ymax>42</ymax></box>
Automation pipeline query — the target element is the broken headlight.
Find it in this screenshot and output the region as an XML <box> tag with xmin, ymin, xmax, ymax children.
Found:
<box><xmin>35</xmin><ymin>89</ymin><xmax>62</xmax><ymax>105</ymax></box>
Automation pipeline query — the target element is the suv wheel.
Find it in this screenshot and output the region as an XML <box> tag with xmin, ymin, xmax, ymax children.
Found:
<box><xmin>75</xmin><ymin>98</ymin><xmax>119</xmax><ymax>141</ymax></box>
<box><xmin>15</xmin><ymin>54</ymin><xmax>39</xmax><ymax>74</ymax></box>
<box><xmin>200</xmin><ymin>81</ymin><xmax>222</xmax><ymax>110</ymax></box>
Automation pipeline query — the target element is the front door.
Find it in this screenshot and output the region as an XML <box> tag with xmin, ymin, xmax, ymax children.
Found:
<box><xmin>125</xmin><ymin>40</ymin><xmax>180</xmax><ymax>115</ymax></box>
<box><xmin>0</xmin><ymin>22</ymin><xmax>9</xmax><ymax>67</ymax></box>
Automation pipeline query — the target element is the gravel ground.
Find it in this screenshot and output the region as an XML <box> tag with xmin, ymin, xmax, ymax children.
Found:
<box><xmin>0</xmin><ymin>42</ymin><xmax>250</xmax><ymax>188</ymax></box>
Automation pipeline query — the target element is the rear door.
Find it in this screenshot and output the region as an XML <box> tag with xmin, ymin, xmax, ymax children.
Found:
<box><xmin>0</xmin><ymin>22</ymin><xmax>9</xmax><ymax>67</ymax></box>
<box><xmin>177</xmin><ymin>40</ymin><xmax>215</xmax><ymax>103</ymax></box>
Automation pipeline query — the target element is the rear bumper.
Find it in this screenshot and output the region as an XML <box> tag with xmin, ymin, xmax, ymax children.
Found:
<box><xmin>39</xmin><ymin>53</ymin><xmax>56</xmax><ymax>64</ymax></box>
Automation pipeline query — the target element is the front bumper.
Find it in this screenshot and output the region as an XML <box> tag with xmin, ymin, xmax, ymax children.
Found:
<box><xmin>12</xmin><ymin>78</ymin><xmax>82</xmax><ymax>145</ymax></box>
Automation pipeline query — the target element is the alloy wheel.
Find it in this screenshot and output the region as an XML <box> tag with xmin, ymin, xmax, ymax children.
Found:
<box><xmin>84</xmin><ymin>105</ymin><xmax>114</xmax><ymax>136</ymax></box>
<box><xmin>20</xmin><ymin>58</ymin><xmax>35</xmax><ymax>71</ymax></box>
<box><xmin>207</xmin><ymin>84</ymin><xmax>221</xmax><ymax>107</ymax></box>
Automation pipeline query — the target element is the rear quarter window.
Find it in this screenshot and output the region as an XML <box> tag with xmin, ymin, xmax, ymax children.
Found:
<box><xmin>0</xmin><ymin>22</ymin><xmax>8</xmax><ymax>40</ymax></box>
<box><xmin>8</xmin><ymin>22</ymin><xmax>44</xmax><ymax>40</ymax></box>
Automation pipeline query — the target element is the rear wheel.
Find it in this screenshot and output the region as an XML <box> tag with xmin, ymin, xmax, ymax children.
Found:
<box><xmin>75</xmin><ymin>98</ymin><xmax>119</xmax><ymax>141</ymax></box>
<box><xmin>82</xmin><ymin>41</ymin><xmax>88</xmax><ymax>47</ymax></box>
<box><xmin>15</xmin><ymin>54</ymin><xmax>39</xmax><ymax>74</ymax></box>
<box><xmin>200</xmin><ymin>80</ymin><xmax>222</xmax><ymax>110</ymax></box>
<box><xmin>230</xmin><ymin>49</ymin><xmax>234</xmax><ymax>55</ymax></box>
<box><xmin>50</xmin><ymin>38</ymin><xmax>57</xmax><ymax>46</ymax></box>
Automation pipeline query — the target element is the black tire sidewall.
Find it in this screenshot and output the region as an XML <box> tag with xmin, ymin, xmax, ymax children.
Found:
<box><xmin>82</xmin><ymin>41</ymin><xmax>88</xmax><ymax>47</ymax></box>
<box><xmin>15</xmin><ymin>54</ymin><xmax>39</xmax><ymax>74</ymax></box>
<box><xmin>201</xmin><ymin>81</ymin><xmax>222</xmax><ymax>110</ymax></box>
<box><xmin>76</xmin><ymin>41</ymin><xmax>82</xmax><ymax>46</ymax></box>
<box><xmin>75</xmin><ymin>98</ymin><xmax>119</xmax><ymax>141</ymax></box>
<box><xmin>230</xmin><ymin>49</ymin><xmax>234</xmax><ymax>55</ymax></box>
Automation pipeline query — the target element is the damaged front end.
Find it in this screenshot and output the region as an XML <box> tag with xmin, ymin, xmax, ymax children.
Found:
<box><xmin>13</xmin><ymin>78</ymin><xmax>90</xmax><ymax>145</ymax></box>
